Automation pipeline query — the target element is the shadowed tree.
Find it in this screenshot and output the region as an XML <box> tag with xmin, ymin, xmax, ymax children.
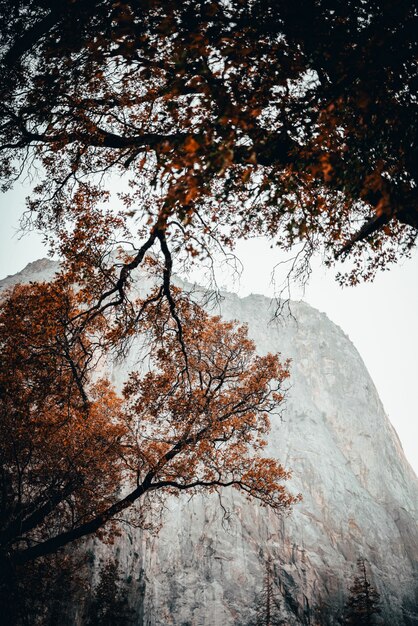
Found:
<box><xmin>0</xmin><ymin>551</ymin><xmax>86</xmax><ymax>626</ymax></box>
<box><xmin>250</xmin><ymin>558</ymin><xmax>284</xmax><ymax>626</ymax></box>
<box><xmin>344</xmin><ymin>558</ymin><xmax>382</xmax><ymax>625</ymax></box>
<box><xmin>0</xmin><ymin>0</ymin><xmax>417</xmax><ymax>296</ymax></box>
<box><xmin>86</xmin><ymin>559</ymin><xmax>135</xmax><ymax>626</ymax></box>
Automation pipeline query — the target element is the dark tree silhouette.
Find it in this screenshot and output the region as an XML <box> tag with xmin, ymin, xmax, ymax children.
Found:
<box><xmin>344</xmin><ymin>558</ymin><xmax>382</xmax><ymax>625</ymax></box>
<box><xmin>86</xmin><ymin>559</ymin><xmax>135</xmax><ymax>626</ymax></box>
<box><xmin>0</xmin><ymin>552</ymin><xmax>85</xmax><ymax>626</ymax></box>
<box><xmin>0</xmin><ymin>1</ymin><xmax>417</xmax><ymax>292</ymax></box>
<box><xmin>251</xmin><ymin>558</ymin><xmax>284</xmax><ymax>626</ymax></box>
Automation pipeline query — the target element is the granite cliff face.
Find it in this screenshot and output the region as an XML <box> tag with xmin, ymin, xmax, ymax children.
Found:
<box><xmin>1</xmin><ymin>260</ymin><xmax>417</xmax><ymax>624</ymax></box>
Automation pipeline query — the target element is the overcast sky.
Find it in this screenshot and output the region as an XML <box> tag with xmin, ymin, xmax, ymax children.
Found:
<box><xmin>1</xmin><ymin>182</ymin><xmax>417</xmax><ymax>476</ymax></box>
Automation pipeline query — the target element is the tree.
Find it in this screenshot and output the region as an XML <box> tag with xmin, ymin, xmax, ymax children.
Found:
<box><xmin>86</xmin><ymin>559</ymin><xmax>135</xmax><ymax>626</ymax></box>
<box><xmin>0</xmin><ymin>0</ymin><xmax>417</xmax><ymax>292</ymax></box>
<box><xmin>0</xmin><ymin>278</ymin><xmax>297</xmax><ymax>575</ymax></box>
<box><xmin>0</xmin><ymin>550</ymin><xmax>84</xmax><ymax>626</ymax></box>
<box><xmin>252</xmin><ymin>558</ymin><xmax>284</xmax><ymax>626</ymax></box>
<box><xmin>344</xmin><ymin>558</ymin><xmax>382</xmax><ymax>625</ymax></box>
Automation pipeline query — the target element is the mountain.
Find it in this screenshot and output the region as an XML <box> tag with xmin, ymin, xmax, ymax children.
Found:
<box><xmin>1</xmin><ymin>259</ymin><xmax>417</xmax><ymax>625</ymax></box>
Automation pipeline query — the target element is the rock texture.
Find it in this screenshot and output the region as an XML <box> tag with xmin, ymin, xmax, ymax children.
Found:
<box><xmin>2</xmin><ymin>259</ymin><xmax>418</xmax><ymax>625</ymax></box>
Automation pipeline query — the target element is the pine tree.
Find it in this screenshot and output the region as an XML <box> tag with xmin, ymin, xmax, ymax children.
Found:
<box><xmin>86</xmin><ymin>559</ymin><xmax>135</xmax><ymax>626</ymax></box>
<box><xmin>344</xmin><ymin>558</ymin><xmax>381</xmax><ymax>625</ymax></box>
<box><xmin>253</xmin><ymin>559</ymin><xmax>285</xmax><ymax>626</ymax></box>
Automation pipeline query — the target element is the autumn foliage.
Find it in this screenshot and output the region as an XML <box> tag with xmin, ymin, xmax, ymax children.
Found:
<box><xmin>0</xmin><ymin>278</ymin><xmax>295</xmax><ymax>568</ymax></box>
<box><xmin>0</xmin><ymin>282</ymin><xmax>125</xmax><ymax>560</ymax></box>
<box><xmin>0</xmin><ymin>1</ymin><xmax>417</xmax><ymax>290</ymax></box>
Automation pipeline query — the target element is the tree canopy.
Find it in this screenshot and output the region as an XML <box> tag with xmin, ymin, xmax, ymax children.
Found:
<box><xmin>0</xmin><ymin>0</ymin><xmax>417</xmax><ymax>292</ymax></box>
<box><xmin>0</xmin><ymin>278</ymin><xmax>295</xmax><ymax>568</ymax></box>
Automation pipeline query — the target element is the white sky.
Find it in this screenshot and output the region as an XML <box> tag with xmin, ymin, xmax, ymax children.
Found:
<box><xmin>1</xmin><ymin>183</ymin><xmax>417</xmax><ymax>476</ymax></box>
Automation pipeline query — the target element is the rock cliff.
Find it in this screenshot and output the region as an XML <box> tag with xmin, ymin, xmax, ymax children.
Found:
<box><xmin>1</xmin><ymin>259</ymin><xmax>417</xmax><ymax>624</ymax></box>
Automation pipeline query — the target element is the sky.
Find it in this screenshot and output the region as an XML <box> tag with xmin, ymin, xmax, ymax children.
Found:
<box><xmin>1</xmin><ymin>182</ymin><xmax>417</xmax><ymax>476</ymax></box>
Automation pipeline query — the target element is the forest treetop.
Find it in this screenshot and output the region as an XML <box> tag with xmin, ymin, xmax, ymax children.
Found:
<box><xmin>1</xmin><ymin>0</ymin><xmax>417</xmax><ymax>293</ymax></box>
